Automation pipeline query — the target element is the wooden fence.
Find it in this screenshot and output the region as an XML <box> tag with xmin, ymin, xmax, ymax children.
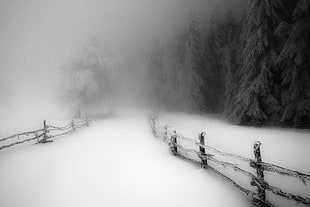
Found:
<box><xmin>148</xmin><ymin>114</ymin><xmax>310</xmax><ymax>207</ymax></box>
<box><xmin>0</xmin><ymin>119</ymin><xmax>89</xmax><ymax>151</ymax></box>
<box><xmin>75</xmin><ymin>109</ymin><xmax>112</xmax><ymax>120</ymax></box>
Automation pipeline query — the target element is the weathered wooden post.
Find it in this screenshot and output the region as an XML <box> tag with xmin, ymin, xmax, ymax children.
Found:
<box><xmin>71</xmin><ymin>120</ymin><xmax>75</xmax><ymax>132</ymax></box>
<box><xmin>250</xmin><ymin>141</ymin><xmax>266</xmax><ymax>204</ymax></box>
<box><xmin>151</xmin><ymin>115</ymin><xmax>156</xmax><ymax>137</ymax></box>
<box><xmin>199</xmin><ymin>132</ymin><xmax>208</xmax><ymax>168</ymax></box>
<box><xmin>35</xmin><ymin>132</ymin><xmax>39</xmax><ymax>141</ymax></box>
<box><xmin>86</xmin><ymin>119</ymin><xmax>89</xmax><ymax>127</ymax></box>
<box><xmin>39</xmin><ymin>120</ymin><xmax>49</xmax><ymax>143</ymax></box>
<box><xmin>170</xmin><ymin>130</ymin><xmax>178</xmax><ymax>155</ymax></box>
<box><xmin>164</xmin><ymin>124</ymin><xmax>168</xmax><ymax>141</ymax></box>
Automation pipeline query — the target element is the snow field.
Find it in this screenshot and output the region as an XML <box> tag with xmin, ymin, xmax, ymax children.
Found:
<box><xmin>0</xmin><ymin>113</ymin><xmax>249</xmax><ymax>207</ymax></box>
<box><xmin>159</xmin><ymin>112</ymin><xmax>310</xmax><ymax>207</ymax></box>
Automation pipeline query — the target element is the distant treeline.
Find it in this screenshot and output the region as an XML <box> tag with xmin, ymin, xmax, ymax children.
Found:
<box><xmin>147</xmin><ymin>0</ymin><xmax>310</xmax><ymax>128</ymax></box>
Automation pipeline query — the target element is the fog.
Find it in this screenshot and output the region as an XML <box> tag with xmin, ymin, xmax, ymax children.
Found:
<box><xmin>2</xmin><ymin>2</ymin><xmax>309</xmax><ymax>207</ymax></box>
<box><xmin>0</xmin><ymin>0</ymin><xmax>246</xmax><ymax>121</ymax></box>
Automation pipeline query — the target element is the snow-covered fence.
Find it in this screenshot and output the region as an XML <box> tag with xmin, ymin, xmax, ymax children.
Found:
<box><xmin>148</xmin><ymin>114</ymin><xmax>310</xmax><ymax>207</ymax></box>
<box><xmin>0</xmin><ymin>119</ymin><xmax>90</xmax><ymax>151</ymax></box>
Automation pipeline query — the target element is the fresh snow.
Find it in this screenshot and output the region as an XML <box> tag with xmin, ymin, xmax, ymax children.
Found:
<box><xmin>0</xmin><ymin>112</ymin><xmax>249</xmax><ymax>207</ymax></box>
<box><xmin>0</xmin><ymin>111</ymin><xmax>309</xmax><ymax>207</ymax></box>
<box><xmin>159</xmin><ymin>112</ymin><xmax>310</xmax><ymax>207</ymax></box>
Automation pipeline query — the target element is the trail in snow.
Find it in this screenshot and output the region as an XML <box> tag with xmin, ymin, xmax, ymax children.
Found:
<box><xmin>0</xmin><ymin>113</ymin><xmax>249</xmax><ymax>207</ymax></box>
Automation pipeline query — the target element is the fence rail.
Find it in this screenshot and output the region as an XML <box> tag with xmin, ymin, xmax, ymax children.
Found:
<box><xmin>148</xmin><ymin>114</ymin><xmax>310</xmax><ymax>207</ymax></box>
<box><xmin>0</xmin><ymin>119</ymin><xmax>90</xmax><ymax>151</ymax></box>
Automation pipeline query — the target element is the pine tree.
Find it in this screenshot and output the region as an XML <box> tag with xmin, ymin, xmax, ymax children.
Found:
<box><xmin>275</xmin><ymin>0</ymin><xmax>310</xmax><ymax>127</ymax></box>
<box><xmin>161</xmin><ymin>15</ymin><xmax>204</xmax><ymax>111</ymax></box>
<box><xmin>147</xmin><ymin>40</ymin><xmax>165</xmax><ymax>109</ymax></box>
<box><xmin>228</xmin><ymin>0</ymin><xmax>292</xmax><ymax>125</ymax></box>
<box><xmin>60</xmin><ymin>40</ymin><xmax>109</xmax><ymax>111</ymax></box>
<box><xmin>201</xmin><ymin>12</ymin><xmax>243</xmax><ymax>113</ymax></box>
<box><xmin>201</xmin><ymin>16</ymin><xmax>225</xmax><ymax>112</ymax></box>
<box><xmin>223</xmin><ymin>29</ymin><xmax>243</xmax><ymax>115</ymax></box>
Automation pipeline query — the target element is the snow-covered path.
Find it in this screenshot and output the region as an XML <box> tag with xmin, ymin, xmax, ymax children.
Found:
<box><xmin>0</xmin><ymin>114</ymin><xmax>249</xmax><ymax>207</ymax></box>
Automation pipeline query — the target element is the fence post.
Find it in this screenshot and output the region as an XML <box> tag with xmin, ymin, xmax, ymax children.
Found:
<box><xmin>164</xmin><ymin>124</ymin><xmax>168</xmax><ymax>141</ymax></box>
<box><xmin>199</xmin><ymin>132</ymin><xmax>208</xmax><ymax>168</ymax></box>
<box><xmin>170</xmin><ymin>130</ymin><xmax>178</xmax><ymax>155</ymax></box>
<box><xmin>251</xmin><ymin>141</ymin><xmax>266</xmax><ymax>204</ymax></box>
<box><xmin>86</xmin><ymin>119</ymin><xmax>89</xmax><ymax>127</ymax></box>
<box><xmin>39</xmin><ymin>120</ymin><xmax>49</xmax><ymax>143</ymax></box>
<box><xmin>71</xmin><ymin>120</ymin><xmax>75</xmax><ymax>132</ymax></box>
<box><xmin>151</xmin><ymin>115</ymin><xmax>156</xmax><ymax>137</ymax></box>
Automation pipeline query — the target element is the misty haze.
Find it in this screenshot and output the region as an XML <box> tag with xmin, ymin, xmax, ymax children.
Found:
<box><xmin>0</xmin><ymin>0</ymin><xmax>310</xmax><ymax>207</ymax></box>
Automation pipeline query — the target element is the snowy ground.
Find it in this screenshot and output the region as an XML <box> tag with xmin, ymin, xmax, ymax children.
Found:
<box><xmin>159</xmin><ymin>112</ymin><xmax>310</xmax><ymax>207</ymax></box>
<box><xmin>0</xmin><ymin>111</ymin><xmax>249</xmax><ymax>207</ymax></box>
<box><xmin>0</xmin><ymin>110</ymin><xmax>309</xmax><ymax>207</ymax></box>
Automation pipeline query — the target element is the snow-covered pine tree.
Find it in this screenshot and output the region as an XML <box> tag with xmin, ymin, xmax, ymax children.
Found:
<box><xmin>223</xmin><ymin>24</ymin><xmax>243</xmax><ymax>116</ymax></box>
<box><xmin>228</xmin><ymin>0</ymin><xmax>292</xmax><ymax>125</ymax></box>
<box><xmin>201</xmin><ymin>12</ymin><xmax>242</xmax><ymax>113</ymax></box>
<box><xmin>201</xmin><ymin>15</ymin><xmax>226</xmax><ymax>112</ymax></box>
<box><xmin>147</xmin><ymin>40</ymin><xmax>165</xmax><ymax>109</ymax></box>
<box><xmin>60</xmin><ymin>40</ymin><xmax>110</xmax><ymax>111</ymax></box>
<box><xmin>161</xmin><ymin>14</ymin><xmax>204</xmax><ymax>111</ymax></box>
<box><xmin>185</xmin><ymin>14</ymin><xmax>205</xmax><ymax>111</ymax></box>
<box><xmin>275</xmin><ymin>0</ymin><xmax>310</xmax><ymax>128</ymax></box>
